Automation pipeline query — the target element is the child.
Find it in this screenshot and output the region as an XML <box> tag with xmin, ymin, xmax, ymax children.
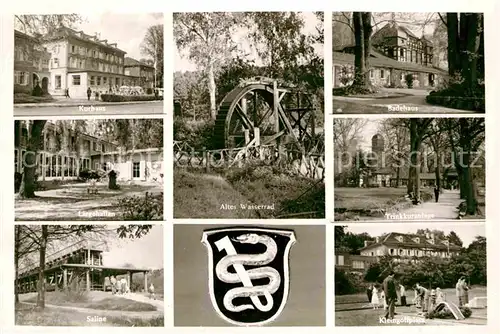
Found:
<box><xmin>380</xmin><ymin>290</ymin><xmax>388</xmax><ymax>310</ymax></box>
<box><xmin>436</xmin><ymin>287</ymin><xmax>446</xmax><ymax>304</ymax></box>
<box><xmin>371</xmin><ymin>286</ymin><xmax>380</xmax><ymax>309</ymax></box>
<box><xmin>149</xmin><ymin>283</ymin><xmax>156</xmax><ymax>300</ymax></box>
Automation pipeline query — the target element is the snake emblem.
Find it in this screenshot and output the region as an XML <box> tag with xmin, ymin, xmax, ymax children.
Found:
<box><xmin>214</xmin><ymin>233</ymin><xmax>281</xmax><ymax>313</ymax></box>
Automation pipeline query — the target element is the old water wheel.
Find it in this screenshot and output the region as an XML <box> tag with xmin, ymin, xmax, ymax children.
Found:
<box><xmin>213</xmin><ymin>77</ymin><xmax>318</xmax><ymax>152</ymax></box>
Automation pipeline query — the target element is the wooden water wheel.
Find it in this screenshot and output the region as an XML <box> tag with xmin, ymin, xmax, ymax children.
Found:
<box><xmin>213</xmin><ymin>77</ymin><xmax>318</xmax><ymax>151</ymax></box>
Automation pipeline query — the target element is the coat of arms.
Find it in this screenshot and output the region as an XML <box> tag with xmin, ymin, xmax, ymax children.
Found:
<box><xmin>201</xmin><ymin>227</ymin><xmax>296</xmax><ymax>326</ymax></box>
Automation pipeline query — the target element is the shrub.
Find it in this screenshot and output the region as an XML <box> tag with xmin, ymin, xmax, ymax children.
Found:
<box><xmin>335</xmin><ymin>268</ymin><xmax>365</xmax><ymax>295</ymax></box>
<box><xmin>14</xmin><ymin>84</ymin><xmax>32</xmax><ymax>95</ymax></box>
<box><xmin>146</xmin><ymin>88</ymin><xmax>153</xmax><ymax>95</ymax></box>
<box><xmin>14</xmin><ymin>93</ymin><xmax>54</xmax><ymax>104</ymax></box>
<box><xmin>100</xmin><ymin>94</ymin><xmax>163</xmax><ymax>102</ymax></box>
<box><xmin>426</xmin><ymin>306</ymin><xmax>472</xmax><ymax>319</ymax></box>
<box><xmin>117</xmin><ymin>192</ymin><xmax>163</xmax><ymax>220</ymax></box>
<box><xmin>78</xmin><ymin>169</ymin><xmax>102</xmax><ymax>181</ymax></box>
<box><xmin>405</xmin><ymin>74</ymin><xmax>414</xmax><ymax>88</ymax></box>
<box><xmin>174</xmin><ymin>117</ymin><xmax>216</xmax><ymax>150</ymax></box>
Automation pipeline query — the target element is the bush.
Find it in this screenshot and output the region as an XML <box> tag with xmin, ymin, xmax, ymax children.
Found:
<box><xmin>335</xmin><ymin>268</ymin><xmax>365</xmax><ymax>295</ymax></box>
<box><xmin>426</xmin><ymin>81</ymin><xmax>485</xmax><ymax>112</ymax></box>
<box><xmin>146</xmin><ymin>88</ymin><xmax>153</xmax><ymax>95</ymax></box>
<box><xmin>174</xmin><ymin>117</ymin><xmax>216</xmax><ymax>150</ymax></box>
<box><xmin>100</xmin><ymin>94</ymin><xmax>163</xmax><ymax>102</ymax></box>
<box><xmin>117</xmin><ymin>192</ymin><xmax>163</xmax><ymax>220</ymax></box>
<box><xmin>405</xmin><ymin>74</ymin><xmax>414</xmax><ymax>88</ymax></box>
<box><xmin>15</xmin><ymin>172</ymin><xmax>22</xmax><ymax>193</ymax></box>
<box><xmin>78</xmin><ymin>169</ymin><xmax>102</xmax><ymax>181</ymax></box>
<box><xmin>14</xmin><ymin>84</ymin><xmax>32</xmax><ymax>95</ymax></box>
<box><xmin>14</xmin><ymin>93</ymin><xmax>54</xmax><ymax>104</ymax></box>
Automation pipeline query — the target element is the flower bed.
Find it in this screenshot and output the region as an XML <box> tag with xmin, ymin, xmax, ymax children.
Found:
<box><xmin>100</xmin><ymin>94</ymin><xmax>163</xmax><ymax>102</ymax></box>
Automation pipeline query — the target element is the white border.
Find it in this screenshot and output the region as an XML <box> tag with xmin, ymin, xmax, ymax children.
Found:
<box><xmin>201</xmin><ymin>227</ymin><xmax>297</xmax><ymax>327</ymax></box>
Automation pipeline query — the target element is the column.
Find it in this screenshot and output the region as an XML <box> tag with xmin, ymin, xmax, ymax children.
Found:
<box><xmin>128</xmin><ymin>271</ymin><xmax>132</xmax><ymax>291</ymax></box>
<box><xmin>144</xmin><ymin>271</ymin><xmax>148</xmax><ymax>292</ymax></box>
<box><xmin>86</xmin><ymin>269</ymin><xmax>90</xmax><ymax>291</ymax></box>
<box><xmin>63</xmin><ymin>269</ymin><xmax>67</xmax><ymax>289</ymax></box>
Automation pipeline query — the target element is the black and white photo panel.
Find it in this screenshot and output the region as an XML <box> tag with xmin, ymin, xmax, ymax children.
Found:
<box><xmin>14</xmin><ymin>224</ymin><xmax>165</xmax><ymax>327</ymax></box>
<box><xmin>173</xmin><ymin>12</ymin><xmax>325</xmax><ymax>219</ymax></box>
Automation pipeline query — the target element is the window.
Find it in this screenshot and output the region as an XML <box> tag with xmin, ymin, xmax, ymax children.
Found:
<box><xmin>103</xmin><ymin>77</ymin><xmax>107</xmax><ymax>85</ymax></box>
<box><xmin>390</xmin><ymin>248</ymin><xmax>395</xmax><ymax>255</ymax></box>
<box><xmin>352</xmin><ymin>261</ymin><xmax>364</xmax><ymax>269</ymax></box>
<box><xmin>71</xmin><ymin>45</ymin><xmax>75</xmax><ymax>53</ymax></box>
<box><xmin>396</xmin><ymin>236</ymin><xmax>404</xmax><ymax>242</ymax></box>
<box><xmin>14</xmin><ymin>71</ymin><xmax>29</xmax><ymax>85</ymax></box>
<box><xmin>53</xmin><ymin>58</ymin><xmax>59</xmax><ymax>68</ymax></box>
<box><xmin>97</xmin><ymin>76</ymin><xmax>101</xmax><ymax>85</ymax></box>
<box><xmin>337</xmin><ymin>255</ymin><xmax>344</xmax><ymax>266</ymax></box>
<box><xmin>102</xmin><ymin>163</ymin><xmax>108</xmax><ymax>171</ymax></box>
<box><xmin>380</xmin><ymin>69</ymin><xmax>385</xmax><ymax>78</ymax></box>
<box><xmin>133</xmin><ymin>162</ymin><xmax>140</xmax><ymax>178</ymax></box>
<box><xmin>72</xmin><ymin>75</ymin><xmax>81</xmax><ymax>86</ymax></box>
<box><xmin>370</xmin><ymin>69</ymin><xmax>374</xmax><ymax>78</ymax></box>
<box><xmin>101</xmin><ymin>143</ymin><xmax>105</xmax><ymax>152</ymax></box>
<box><xmin>55</xmin><ymin>75</ymin><xmax>61</xmax><ymax>89</ymax></box>
<box><xmin>90</xmin><ymin>76</ymin><xmax>95</xmax><ymax>85</ymax></box>
<box><xmin>115</xmin><ymin>78</ymin><xmax>120</xmax><ymax>86</ymax></box>
<box><xmin>414</xmin><ymin>237</ymin><xmax>420</xmax><ymax>243</ymax></box>
<box><xmin>14</xmin><ymin>149</ymin><xmax>18</xmax><ymax>172</ymax></box>
<box><xmin>400</xmin><ymin>48</ymin><xmax>404</xmax><ymax>57</ymax></box>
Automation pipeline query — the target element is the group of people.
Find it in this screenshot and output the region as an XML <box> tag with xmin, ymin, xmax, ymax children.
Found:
<box><xmin>366</xmin><ymin>272</ymin><xmax>470</xmax><ymax>319</ymax></box>
<box><xmin>110</xmin><ymin>276</ymin><xmax>130</xmax><ymax>295</ymax></box>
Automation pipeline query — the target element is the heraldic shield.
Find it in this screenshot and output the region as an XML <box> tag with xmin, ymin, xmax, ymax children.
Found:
<box><xmin>201</xmin><ymin>227</ymin><xmax>296</xmax><ymax>326</ymax></box>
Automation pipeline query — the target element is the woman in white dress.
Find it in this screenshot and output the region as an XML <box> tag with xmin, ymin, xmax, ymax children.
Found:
<box><xmin>371</xmin><ymin>286</ymin><xmax>380</xmax><ymax>309</ymax></box>
<box><xmin>380</xmin><ymin>290</ymin><xmax>388</xmax><ymax>310</ymax></box>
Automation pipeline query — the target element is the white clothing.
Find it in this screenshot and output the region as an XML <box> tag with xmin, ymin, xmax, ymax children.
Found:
<box><xmin>371</xmin><ymin>287</ymin><xmax>380</xmax><ymax>305</ymax></box>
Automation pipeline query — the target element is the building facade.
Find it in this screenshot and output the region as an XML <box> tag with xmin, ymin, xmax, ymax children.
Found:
<box><xmin>14</xmin><ymin>30</ymin><xmax>51</xmax><ymax>94</ymax></box>
<box><xmin>42</xmin><ymin>27</ymin><xmax>127</xmax><ymax>98</ymax></box>
<box><xmin>335</xmin><ymin>232</ymin><xmax>462</xmax><ymax>273</ymax></box>
<box><xmin>14</xmin><ymin>121</ymin><xmax>163</xmax><ymax>183</ymax></box>
<box><xmin>124</xmin><ymin>57</ymin><xmax>155</xmax><ymax>89</ymax></box>
<box><xmin>333</xmin><ymin>23</ymin><xmax>447</xmax><ymax>89</ymax></box>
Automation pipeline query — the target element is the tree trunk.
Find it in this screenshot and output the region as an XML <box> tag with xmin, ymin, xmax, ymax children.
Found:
<box><xmin>463</xmin><ymin>13</ymin><xmax>481</xmax><ymax>90</ymax></box>
<box><xmin>446</xmin><ymin>13</ymin><xmax>460</xmax><ymax>77</ymax></box>
<box><xmin>352</xmin><ymin>12</ymin><xmax>373</xmax><ymax>90</ymax></box>
<box><xmin>434</xmin><ymin>146</ymin><xmax>441</xmax><ymax>189</ymax></box>
<box><xmin>19</xmin><ymin>120</ymin><xmax>46</xmax><ymax>198</ymax></box>
<box><xmin>396</xmin><ymin>167</ymin><xmax>400</xmax><ymax>187</ymax></box>
<box><xmin>207</xmin><ymin>62</ymin><xmax>217</xmax><ymax>120</ymax></box>
<box><xmin>36</xmin><ymin>225</ymin><xmax>48</xmax><ymax>309</ymax></box>
<box><xmin>14</xmin><ymin>225</ymin><xmax>20</xmax><ymax>304</ymax></box>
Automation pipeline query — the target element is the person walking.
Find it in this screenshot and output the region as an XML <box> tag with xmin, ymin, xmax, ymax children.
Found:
<box><xmin>456</xmin><ymin>277</ymin><xmax>466</xmax><ymax>306</ymax></box>
<box><xmin>149</xmin><ymin>283</ymin><xmax>156</xmax><ymax>300</ymax></box>
<box><xmin>399</xmin><ymin>284</ymin><xmax>407</xmax><ymax>306</ymax></box>
<box><xmin>366</xmin><ymin>284</ymin><xmax>373</xmax><ymax>303</ymax></box>
<box><xmin>434</xmin><ymin>186</ymin><xmax>440</xmax><ymax>202</ymax></box>
<box><xmin>65</xmin><ymin>88</ymin><xmax>70</xmax><ymax>99</ymax></box>
<box><xmin>383</xmin><ymin>271</ymin><xmax>398</xmax><ymax>319</ymax></box>
<box><xmin>95</xmin><ymin>91</ymin><xmax>100</xmax><ymax>101</ymax></box>
<box><xmin>462</xmin><ymin>277</ymin><xmax>470</xmax><ymax>305</ymax></box>
<box><xmin>87</xmin><ymin>87</ymin><xmax>92</xmax><ymax>101</ymax></box>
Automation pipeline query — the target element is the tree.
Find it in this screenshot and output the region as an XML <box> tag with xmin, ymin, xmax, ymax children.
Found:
<box><xmin>140</xmin><ymin>24</ymin><xmax>164</xmax><ymax>88</ymax></box>
<box><xmin>333</xmin><ymin>118</ymin><xmax>368</xmax><ymax>179</ymax></box>
<box><xmin>15</xmin><ymin>14</ymin><xmax>83</xmax><ymax>36</ymax></box>
<box><xmin>14</xmin><ymin>225</ymin><xmax>40</xmax><ymax>303</ymax></box>
<box><xmin>18</xmin><ymin>120</ymin><xmax>46</xmax><ymax>198</ymax></box>
<box><xmin>352</xmin><ymin>12</ymin><xmax>374</xmax><ymax>91</ymax></box>
<box><xmin>447</xmin><ymin>231</ymin><xmax>463</xmax><ymax>247</ymax></box>
<box><xmin>174</xmin><ymin>13</ymin><xmax>241</xmax><ymax>120</ymax></box>
<box><xmin>378</xmin><ymin>119</ymin><xmax>410</xmax><ymax>187</ymax></box>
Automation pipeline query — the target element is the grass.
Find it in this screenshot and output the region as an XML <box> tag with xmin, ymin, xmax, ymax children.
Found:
<box><xmin>14</xmin><ymin>93</ymin><xmax>55</xmax><ymax>104</ymax></box>
<box><xmin>15</xmin><ymin>303</ymin><xmax>163</xmax><ymax>327</ymax></box>
<box><xmin>335</xmin><ymin>286</ymin><xmax>487</xmax><ymax>326</ymax></box>
<box><xmin>23</xmin><ymin>291</ymin><xmax>157</xmax><ymax>312</ymax></box>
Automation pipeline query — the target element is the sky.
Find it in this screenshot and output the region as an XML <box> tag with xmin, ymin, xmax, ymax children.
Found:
<box><xmin>102</xmin><ymin>225</ymin><xmax>164</xmax><ymax>269</ymax></box>
<box><xmin>345</xmin><ymin>224</ymin><xmax>485</xmax><ymax>248</ymax></box>
<box><xmin>76</xmin><ymin>12</ymin><xmax>163</xmax><ymax>60</ymax></box>
<box><xmin>174</xmin><ymin>12</ymin><xmax>322</xmax><ymax>72</ymax></box>
<box><xmin>353</xmin><ymin>119</ymin><xmax>383</xmax><ymax>151</ymax></box>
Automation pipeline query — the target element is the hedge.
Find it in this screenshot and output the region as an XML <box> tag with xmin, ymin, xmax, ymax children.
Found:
<box><xmin>100</xmin><ymin>94</ymin><xmax>163</xmax><ymax>102</ymax></box>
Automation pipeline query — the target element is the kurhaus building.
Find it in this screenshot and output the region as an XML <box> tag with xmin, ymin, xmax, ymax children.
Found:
<box><xmin>14</xmin><ymin>121</ymin><xmax>163</xmax><ymax>183</ymax></box>
<box><xmin>333</xmin><ymin>22</ymin><xmax>448</xmax><ymax>88</ymax></box>
<box><xmin>335</xmin><ymin>232</ymin><xmax>461</xmax><ymax>273</ymax></box>
<box><xmin>14</xmin><ymin>27</ymin><xmax>156</xmax><ymax>98</ymax></box>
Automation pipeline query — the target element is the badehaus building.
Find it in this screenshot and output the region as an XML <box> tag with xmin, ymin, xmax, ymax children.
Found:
<box><xmin>14</xmin><ymin>121</ymin><xmax>163</xmax><ymax>182</ymax></box>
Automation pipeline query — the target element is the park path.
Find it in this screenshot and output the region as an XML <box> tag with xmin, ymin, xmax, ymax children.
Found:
<box><xmin>397</xmin><ymin>190</ymin><xmax>461</xmax><ymax>220</ymax></box>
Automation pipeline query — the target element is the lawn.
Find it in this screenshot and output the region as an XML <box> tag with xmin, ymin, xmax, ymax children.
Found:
<box><xmin>15</xmin><ymin>181</ymin><xmax>163</xmax><ymax>221</ymax></box>
<box><xmin>335</xmin><ymin>286</ymin><xmax>487</xmax><ymax>326</ymax></box>
<box><xmin>23</xmin><ymin>291</ymin><xmax>157</xmax><ymax>312</ymax></box>
<box><xmin>15</xmin><ymin>303</ymin><xmax>164</xmax><ymax>327</ymax></box>
<box><xmin>14</xmin><ymin>93</ymin><xmax>55</xmax><ymax>104</ymax></box>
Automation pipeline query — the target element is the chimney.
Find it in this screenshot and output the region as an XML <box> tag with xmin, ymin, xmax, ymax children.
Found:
<box><xmin>425</xmin><ymin>232</ymin><xmax>430</xmax><ymax>239</ymax></box>
<box><xmin>375</xmin><ymin>237</ymin><xmax>380</xmax><ymax>243</ymax></box>
<box><xmin>364</xmin><ymin>240</ymin><xmax>368</xmax><ymax>247</ymax></box>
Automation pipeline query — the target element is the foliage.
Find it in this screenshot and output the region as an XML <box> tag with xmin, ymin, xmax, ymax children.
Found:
<box><xmin>14</xmin><ymin>14</ymin><xmax>83</xmax><ymax>35</ymax></box>
<box><xmin>14</xmin><ymin>93</ymin><xmax>54</xmax><ymax>104</ymax></box>
<box><xmin>100</xmin><ymin>94</ymin><xmax>163</xmax><ymax>102</ymax></box>
<box><xmin>426</xmin><ymin>83</ymin><xmax>485</xmax><ymax>112</ymax></box>
<box><xmin>140</xmin><ymin>24</ymin><xmax>164</xmax><ymax>88</ymax></box>
<box><xmin>335</xmin><ymin>268</ymin><xmax>365</xmax><ymax>295</ymax></box>
<box><xmin>117</xmin><ymin>192</ymin><xmax>163</xmax><ymax>220</ymax></box>
<box><xmin>335</xmin><ymin>232</ymin><xmax>374</xmax><ymax>254</ymax></box>
<box><xmin>15</xmin><ymin>172</ymin><xmax>22</xmax><ymax>193</ymax></box>
<box><xmin>173</xmin><ymin>117</ymin><xmax>215</xmax><ymax>150</ymax></box>
<box><xmin>78</xmin><ymin>169</ymin><xmax>103</xmax><ymax>181</ymax></box>
<box><xmin>405</xmin><ymin>73</ymin><xmax>414</xmax><ymax>88</ymax></box>
<box><xmin>173</xmin><ymin>70</ymin><xmax>210</xmax><ymax>120</ymax></box>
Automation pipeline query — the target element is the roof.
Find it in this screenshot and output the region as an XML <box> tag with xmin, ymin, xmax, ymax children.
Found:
<box><xmin>43</xmin><ymin>27</ymin><xmax>127</xmax><ymax>54</ymax></box>
<box><xmin>333</xmin><ymin>49</ymin><xmax>447</xmax><ymax>75</ymax></box>
<box><xmin>124</xmin><ymin>57</ymin><xmax>154</xmax><ymax>68</ymax></box>
<box><xmin>359</xmin><ymin>232</ymin><xmax>462</xmax><ymax>252</ymax></box>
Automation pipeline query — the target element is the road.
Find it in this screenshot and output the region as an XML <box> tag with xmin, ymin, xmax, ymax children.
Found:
<box><xmin>333</xmin><ymin>88</ymin><xmax>482</xmax><ymax>114</ymax></box>
<box><xmin>390</xmin><ymin>189</ymin><xmax>462</xmax><ymax>220</ymax></box>
<box><xmin>14</xmin><ymin>101</ymin><xmax>164</xmax><ymax>116</ymax></box>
